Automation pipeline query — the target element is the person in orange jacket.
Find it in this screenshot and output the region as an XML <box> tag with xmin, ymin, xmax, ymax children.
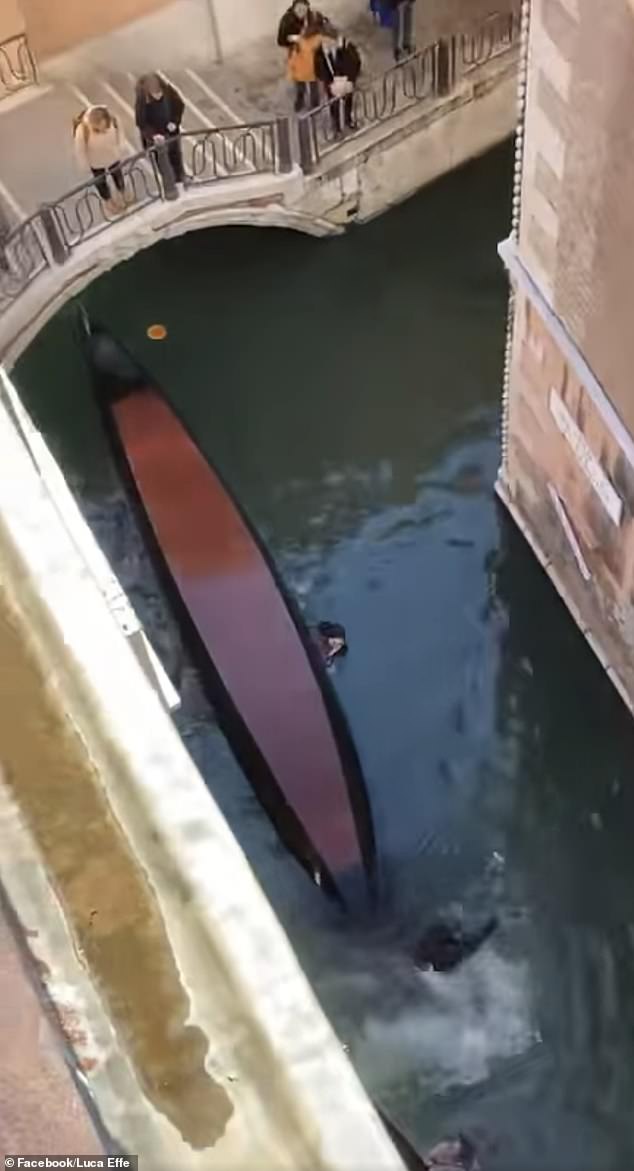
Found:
<box><xmin>286</xmin><ymin>15</ymin><xmax>325</xmax><ymax>111</ymax></box>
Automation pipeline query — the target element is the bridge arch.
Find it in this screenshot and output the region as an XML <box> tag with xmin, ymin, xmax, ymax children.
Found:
<box><xmin>0</xmin><ymin>187</ymin><xmax>340</xmax><ymax>369</ymax></box>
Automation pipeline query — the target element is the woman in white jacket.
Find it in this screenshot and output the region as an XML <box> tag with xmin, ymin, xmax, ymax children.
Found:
<box><xmin>74</xmin><ymin>106</ymin><xmax>126</xmax><ymax>214</ymax></box>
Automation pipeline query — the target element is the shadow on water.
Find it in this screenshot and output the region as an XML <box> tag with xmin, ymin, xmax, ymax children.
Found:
<box><xmin>13</xmin><ymin>140</ymin><xmax>634</xmax><ymax>1168</ymax></box>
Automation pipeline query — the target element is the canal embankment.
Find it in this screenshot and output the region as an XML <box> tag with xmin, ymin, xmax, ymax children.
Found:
<box><xmin>0</xmin><ymin>378</ymin><xmax>404</xmax><ymax>1170</ymax></box>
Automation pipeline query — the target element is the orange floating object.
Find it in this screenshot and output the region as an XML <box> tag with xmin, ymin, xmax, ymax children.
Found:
<box><xmin>147</xmin><ymin>324</ymin><xmax>167</xmax><ymax>340</ymax></box>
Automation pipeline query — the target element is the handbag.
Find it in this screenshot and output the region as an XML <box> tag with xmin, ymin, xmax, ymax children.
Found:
<box><xmin>330</xmin><ymin>75</ymin><xmax>353</xmax><ymax>98</ymax></box>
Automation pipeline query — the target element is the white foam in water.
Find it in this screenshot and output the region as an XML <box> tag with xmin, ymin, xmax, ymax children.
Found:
<box><xmin>352</xmin><ymin>948</ymin><xmax>538</xmax><ymax>1098</ymax></box>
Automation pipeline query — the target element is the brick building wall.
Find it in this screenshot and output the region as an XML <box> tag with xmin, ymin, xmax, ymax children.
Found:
<box><xmin>518</xmin><ymin>0</ymin><xmax>634</xmax><ymax>428</ymax></box>
<box><xmin>500</xmin><ymin>0</ymin><xmax>634</xmax><ymax>712</ymax></box>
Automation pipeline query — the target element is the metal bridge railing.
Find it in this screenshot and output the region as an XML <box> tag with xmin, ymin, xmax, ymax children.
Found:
<box><xmin>0</xmin><ymin>6</ymin><xmax>519</xmax><ymax>318</ymax></box>
<box><xmin>0</xmin><ymin>120</ymin><xmax>292</xmax><ymax>311</ymax></box>
<box><xmin>0</xmin><ymin>33</ymin><xmax>37</xmax><ymax>101</ymax></box>
<box><xmin>298</xmin><ymin>39</ymin><xmax>440</xmax><ymax>172</ymax></box>
<box><xmin>186</xmin><ymin>121</ymin><xmax>288</xmax><ymax>183</ymax></box>
<box><xmin>460</xmin><ymin>9</ymin><xmax>519</xmax><ymax>73</ymax></box>
<box><xmin>298</xmin><ymin>5</ymin><xmax>520</xmax><ymax>173</ymax></box>
<box><xmin>0</xmin><ymin>215</ymin><xmax>50</xmax><ymax>313</ymax></box>
<box><xmin>39</xmin><ymin>152</ymin><xmax>163</xmax><ymax>260</ymax></box>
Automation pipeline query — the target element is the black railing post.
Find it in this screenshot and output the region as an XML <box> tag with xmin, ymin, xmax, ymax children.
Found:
<box><xmin>297</xmin><ymin>115</ymin><xmax>314</xmax><ymax>174</ymax></box>
<box><xmin>276</xmin><ymin>117</ymin><xmax>293</xmax><ymax>173</ymax></box>
<box><xmin>154</xmin><ymin>141</ymin><xmax>179</xmax><ymax>201</ymax></box>
<box><xmin>38</xmin><ymin>205</ymin><xmax>69</xmax><ymax>265</ymax></box>
<box><xmin>435</xmin><ymin>36</ymin><xmax>456</xmax><ymax>97</ymax></box>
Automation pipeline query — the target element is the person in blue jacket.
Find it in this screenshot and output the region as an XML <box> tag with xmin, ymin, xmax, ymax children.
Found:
<box><xmin>369</xmin><ymin>0</ymin><xmax>395</xmax><ymax>28</ymax></box>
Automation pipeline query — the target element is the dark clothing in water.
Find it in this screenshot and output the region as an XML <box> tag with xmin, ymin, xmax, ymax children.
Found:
<box><xmin>314</xmin><ymin>621</ymin><xmax>348</xmax><ymax>666</ymax></box>
<box><xmin>414</xmin><ymin>916</ymin><xmax>498</xmax><ymax>973</ymax></box>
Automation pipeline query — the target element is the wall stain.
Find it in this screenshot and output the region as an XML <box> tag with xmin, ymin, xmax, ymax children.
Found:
<box><xmin>0</xmin><ymin>585</ymin><xmax>233</xmax><ymax>1149</ymax></box>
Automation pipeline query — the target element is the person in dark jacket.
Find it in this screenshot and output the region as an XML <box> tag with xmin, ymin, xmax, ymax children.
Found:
<box><xmin>315</xmin><ymin>621</ymin><xmax>348</xmax><ymax>666</ymax></box>
<box><xmin>423</xmin><ymin>1135</ymin><xmax>480</xmax><ymax>1170</ymax></box>
<box><xmin>388</xmin><ymin>0</ymin><xmax>416</xmax><ymax>61</ymax></box>
<box><xmin>315</xmin><ymin>30</ymin><xmax>361</xmax><ymax>136</ymax></box>
<box><xmin>277</xmin><ymin>0</ymin><xmax>327</xmax><ymax>49</ymax></box>
<box><xmin>135</xmin><ymin>73</ymin><xmax>185</xmax><ymax>182</ymax></box>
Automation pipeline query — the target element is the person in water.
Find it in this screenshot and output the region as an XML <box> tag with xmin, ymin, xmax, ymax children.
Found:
<box><xmin>423</xmin><ymin>1134</ymin><xmax>480</xmax><ymax>1170</ymax></box>
<box><xmin>315</xmin><ymin>621</ymin><xmax>348</xmax><ymax>666</ymax></box>
<box><xmin>379</xmin><ymin>1109</ymin><xmax>481</xmax><ymax>1171</ymax></box>
<box><xmin>414</xmin><ymin>915</ymin><xmax>498</xmax><ymax>973</ymax></box>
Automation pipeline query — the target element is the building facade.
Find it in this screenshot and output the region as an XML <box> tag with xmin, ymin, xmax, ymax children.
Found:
<box><xmin>0</xmin><ymin>0</ymin><xmax>361</xmax><ymax>72</ymax></box>
<box><xmin>499</xmin><ymin>0</ymin><xmax>634</xmax><ymax>712</ymax></box>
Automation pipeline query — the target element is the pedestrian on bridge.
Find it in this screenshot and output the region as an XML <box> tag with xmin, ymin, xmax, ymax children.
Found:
<box><xmin>286</xmin><ymin>15</ymin><xmax>326</xmax><ymax>112</ymax></box>
<box><xmin>135</xmin><ymin>74</ymin><xmax>185</xmax><ymax>184</ymax></box>
<box><xmin>73</xmin><ymin>106</ymin><xmax>126</xmax><ymax>215</ymax></box>
<box><xmin>389</xmin><ymin>0</ymin><xmax>416</xmax><ymax>61</ymax></box>
<box><xmin>277</xmin><ymin>0</ymin><xmax>328</xmax><ymax>110</ymax></box>
<box><xmin>315</xmin><ymin>29</ymin><xmax>361</xmax><ymax>136</ymax></box>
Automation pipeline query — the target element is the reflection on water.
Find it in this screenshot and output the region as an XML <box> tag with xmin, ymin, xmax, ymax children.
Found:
<box><xmin>14</xmin><ymin>141</ymin><xmax>634</xmax><ymax>1169</ymax></box>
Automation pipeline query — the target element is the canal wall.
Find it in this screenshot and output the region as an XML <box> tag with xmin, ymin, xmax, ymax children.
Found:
<box><xmin>0</xmin><ymin>374</ymin><xmax>405</xmax><ymax>1170</ymax></box>
<box><xmin>300</xmin><ymin>53</ymin><xmax>517</xmax><ymax>224</ymax></box>
<box><xmin>498</xmin><ymin>0</ymin><xmax>634</xmax><ymax>718</ymax></box>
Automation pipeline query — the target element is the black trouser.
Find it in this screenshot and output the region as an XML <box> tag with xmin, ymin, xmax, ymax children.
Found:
<box><xmin>294</xmin><ymin>81</ymin><xmax>320</xmax><ymax>112</ymax></box>
<box><xmin>393</xmin><ymin>0</ymin><xmax>415</xmax><ymax>53</ymax></box>
<box><xmin>144</xmin><ymin>134</ymin><xmax>185</xmax><ymax>183</ymax></box>
<box><xmin>329</xmin><ymin>93</ymin><xmax>354</xmax><ymax>133</ymax></box>
<box><xmin>165</xmin><ymin>135</ymin><xmax>184</xmax><ymax>182</ymax></box>
<box><xmin>91</xmin><ymin>164</ymin><xmax>125</xmax><ymax>202</ymax></box>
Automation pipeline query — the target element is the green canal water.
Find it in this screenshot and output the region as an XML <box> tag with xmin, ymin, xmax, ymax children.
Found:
<box><xmin>15</xmin><ymin>143</ymin><xmax>634</xmax><ymax>1169</ymax></box>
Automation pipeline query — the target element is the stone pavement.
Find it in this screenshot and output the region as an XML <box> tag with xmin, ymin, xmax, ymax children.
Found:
<box><xmin>0</xmin><ymin>891</ymin><xmax>103</xmax><ymax>1159</ymax></box>
<box><xmin>0</xmin><ymin>0</ymin><xmax>511</xmax><ymax>227</ymax></box>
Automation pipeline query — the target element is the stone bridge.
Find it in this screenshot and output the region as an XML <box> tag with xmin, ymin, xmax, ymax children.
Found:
<box><xmin>0</xmin><ymin>8</ymin><xmax>519</xmax><ymax>365</ymax></box>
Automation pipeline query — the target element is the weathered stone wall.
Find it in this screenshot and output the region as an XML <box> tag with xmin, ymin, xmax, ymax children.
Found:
<box><xmin>288</xmin><ymin>55</ymin><xmax>517</xmax><ymax>225</ymax></box>
<box><xmin>500</xmin><ymin>0</ymin><xmax>634</xmax><ymax>714</ymax></box>
<box><xmin>503</xmin><ymin>275</ymin><xmax>634</xmax><ymax>709</ymax></box>
<box><xmin>517</xmin><ymin>0</ymin><xmax>634</xmax><ymax>432</ymax></box>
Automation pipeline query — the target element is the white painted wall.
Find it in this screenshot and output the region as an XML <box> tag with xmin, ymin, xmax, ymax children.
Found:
<box><xmin>38</xmin><ymin>0</ymin><xmax>366</xmax><ymax>77</ymax></box>
<box><xmin>40</xmin><ymin>0</ymin><xmax>217</xmax><ymax>78</ymax></box>
<box><xmin>212</xmin><ymin>0</ymin><xmax>364</xmax><ymax>59</ymax></box>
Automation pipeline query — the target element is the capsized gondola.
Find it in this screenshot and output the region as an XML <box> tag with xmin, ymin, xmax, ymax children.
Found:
<box><xmin>80</xmin><ymin>314</ymin><xmax>375</xmax><ymax>905</ymax></box>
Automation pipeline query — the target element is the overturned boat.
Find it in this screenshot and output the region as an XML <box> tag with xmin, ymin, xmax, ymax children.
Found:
<box><xmin>80</xmin><ymin>315</ymin><xmax>375</xmax><ymax>904</ymax></box>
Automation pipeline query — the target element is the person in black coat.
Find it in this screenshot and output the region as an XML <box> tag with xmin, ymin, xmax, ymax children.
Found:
<box><xmin>135</xmin><ymin>73</ymin><xmax>185</xmax><ymax>182</ymax></box>
<box><xmin>315</xmin><ymin>31</ymin><xmax>362</xmax><ymax>136</ymax></box>
<box><xmin>277</xmin><ymin>0</ymin><xmax>327</xmax><ymax>49</ymax></box>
